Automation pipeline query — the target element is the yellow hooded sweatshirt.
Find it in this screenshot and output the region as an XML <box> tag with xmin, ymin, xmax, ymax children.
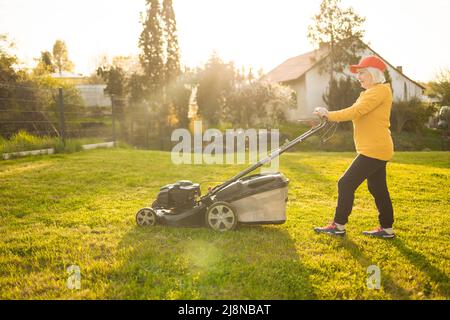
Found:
<box><xmin>327</xmin><ymin>83</ymin><xmax>394</xmax><ymax>161</ymax></box>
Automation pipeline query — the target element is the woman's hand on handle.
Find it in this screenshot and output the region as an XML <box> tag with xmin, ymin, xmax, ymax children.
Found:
<box><xmin>313</xmin><ymin>107</ymin><xmax>329</xmax><ymax>119</ymax></box>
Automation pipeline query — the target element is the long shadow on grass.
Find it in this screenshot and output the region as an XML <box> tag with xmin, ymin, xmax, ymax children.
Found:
<box><xmin>108</xmin><ymin>224</ymin><xmax>318</xmax><ymax>300</ymax></box>
<box><xmin>386</xmin><ymin>239</ymin><xmax>450</xmax><ymax>298</ymax></box>
<box><xmin>336</xmin><ymin>238</ymin><xmax>412</xmax><ymax>299</ymax></box>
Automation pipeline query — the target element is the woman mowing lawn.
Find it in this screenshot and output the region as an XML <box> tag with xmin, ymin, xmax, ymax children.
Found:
<box><xmin>313</xmin><ymin>55</ymin><xmax>395</xmax><ymax>239</ymax></box>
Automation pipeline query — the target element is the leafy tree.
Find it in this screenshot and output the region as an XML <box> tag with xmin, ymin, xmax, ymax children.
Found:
<box><xmin>40</xmin><ymin>51</ymin><xmax>53</xmax><ymax>68</ymax></box>
<box><xmin>196</xmin><ymin>53</ymin><xmax>235</xmax><ymax>127</ymax></box>
<box><xmin>429</xmin><ymin>68</ymin><xmax>450</xmax><ymax>106</ymax></box>
<box><xmin>1</xmin><ymin>35</ymin><xmax>23</xmax><ymax>136</ymax></box>
<box><xmin>224</xmin><ymin>81</ymin><xmax>293</xmax><ymax>128</ymax></box>
<box><xmin>0</xmin><ymin>34</ymin><xmax>19</xmax><ymax>102</ymax></box>
<box><xmin>97</xmin><ymin>66</ymin><xmax>126</xmax><ymax>97</ymax></box>
<box><xmin>258</xmin><ymin>83</ymin><xmax>292</xmax><ymax>127</ymax></box>
<box><xmin>391</xmin><ymin>97</ymin><xmax>436</xmax><ymax>134</ymax></box>
<box><xmin>307</xmin><ymin>0</ymin><xmax>366</xmax><ymax>110</ymax></box>
<box><xmin>52</xmin><ymin>40</ymin><xmax>74</xmax><ymax>74</ymax></box>
<box><xmin>33</xmin><ymin>51</ymin><xmax>55</xmax><ymax>75</ymax></box>
<box><xmin>97</xmin><ymin>65</ymin><xmax>128</xmax><ymax>138</ymax></box>
<box><xmin>224</xmin><ymin>82</ymin><xmax>267</xmax><ymax>128</ymax></box>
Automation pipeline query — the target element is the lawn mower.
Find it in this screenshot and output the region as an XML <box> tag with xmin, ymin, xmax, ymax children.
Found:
<box><xmin>135</xmin><ymin>119</ymin><xmax>329</xmax><ymax>231</ymax></box>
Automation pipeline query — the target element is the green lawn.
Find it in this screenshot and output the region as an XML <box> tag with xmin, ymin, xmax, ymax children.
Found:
<box><xmin>0</xmin><ymin>149</ymin><xmax>449</xmax><ymax>299</ymax></box>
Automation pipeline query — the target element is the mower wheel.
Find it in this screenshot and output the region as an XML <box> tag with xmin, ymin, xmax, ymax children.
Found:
<box><xmin>135</xmin><ymin>208</ymin><xmax>157</xmax><ymax>227</ymax></box>
<box><xmin>205</xmin><ymin>201</ymin><xmax>238</xmax><ymax>232</ymax></box>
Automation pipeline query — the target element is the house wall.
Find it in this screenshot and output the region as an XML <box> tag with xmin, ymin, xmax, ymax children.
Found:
<box><xmin>305</xmin><ymin>64</ymin><xmax>331</xmax><ymax>118</ymax></box>
<box><xmin>284</xmin><ymin>65</ymin><xmax>330</xmax><ymax>121</ymax></box>
<box><xmin>283</xmin><ymin>78</ymin><xmax>307</xmax><ymax>121</ymax></box>
<box><xmin>388</xmin><ymin>68</ymin><xmax>423</xmax><ymax>102</ymax></box>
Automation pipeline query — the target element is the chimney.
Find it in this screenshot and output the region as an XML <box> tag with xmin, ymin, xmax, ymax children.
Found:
<box><xmin>397</xmin><ymin>66</ymin><xmax>403</xmax><ymax>73</ymax></box>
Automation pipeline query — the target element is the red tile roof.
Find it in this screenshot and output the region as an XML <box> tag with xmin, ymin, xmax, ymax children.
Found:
<box><xmin>265</xmin><ymin>46</ymin><xmax>329</xmax><ymax>83</ymax></box>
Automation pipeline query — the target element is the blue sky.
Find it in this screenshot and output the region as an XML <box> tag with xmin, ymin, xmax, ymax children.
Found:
<box><xmin>0</xmin><ymin>0</ymin><xmax>449</xmax><ymax>81</ymax></box>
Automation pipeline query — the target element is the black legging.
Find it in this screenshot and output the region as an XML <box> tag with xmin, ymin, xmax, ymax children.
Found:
<box><xmin>333</xmin><ymin>154</ymin><xmax>394</xmax><ymax>228</ymax></box>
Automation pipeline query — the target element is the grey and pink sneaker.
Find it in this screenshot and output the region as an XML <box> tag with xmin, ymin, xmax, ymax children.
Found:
<box><xmin>362</xmin><ymin>227</ymin><xmax>395</xmax><ymax>239</ymax></box>
<box><xmin>314</xmin><ymin>222</ymin><xmax>346</xmax><ymax>236</ymax></box>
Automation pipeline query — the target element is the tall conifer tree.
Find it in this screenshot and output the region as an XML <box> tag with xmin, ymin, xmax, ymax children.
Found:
<box><xmin>162</xmin><ymin>0</ymin><xmax>180</xmax><ymax>86</ymax></box>
<box><xmin>139</xmin><ymin>0</ymin><xmax>165</xmax><ymax>99</ymax></box>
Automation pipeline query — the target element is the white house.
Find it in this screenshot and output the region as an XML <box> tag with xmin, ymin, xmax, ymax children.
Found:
<box><xmin>264</xmin><ymin>42</ymin><xmax>426</xmax><ymax>121</ymax></box>
<box><xmin>51</xmin><ymin>72</ymin><xmax>112</xmax><ymax>107</ymax></box>
<box><xmin>75</xmin><ymin>84</ymin><xmax>111</xmax><ymax>107</ymax></box>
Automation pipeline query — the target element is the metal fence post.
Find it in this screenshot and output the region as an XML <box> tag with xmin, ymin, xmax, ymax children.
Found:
<box><xmin>111</xmin><ymin>94</ymin><xmax>116</xmax><ymax>146</ymax></box>
<box><xmin>58</xmin><ymin>88</ymin><xmax>66</xmax><ymax>146</ymax></box>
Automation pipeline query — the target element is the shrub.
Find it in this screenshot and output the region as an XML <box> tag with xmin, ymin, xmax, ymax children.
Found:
<box><xmin>0</xmin><ymin>130</ymin><xmax>55</xmax><ymax>153</ymax></box>
<box><xmin>0</xmin><ymin>131</ymin><xmax>114</xmax><ymax>156</ymax></box>
<box><xmin>391</xmin><ymin>98</ymin><xmax>437</xmax><ymax>134</ymax></box>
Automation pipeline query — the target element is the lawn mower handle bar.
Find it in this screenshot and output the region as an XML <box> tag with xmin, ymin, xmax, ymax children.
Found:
<box><xmin>209</xmin><ymin>119</ymin><xmax>328</xmax><ymax>196</ymax></box>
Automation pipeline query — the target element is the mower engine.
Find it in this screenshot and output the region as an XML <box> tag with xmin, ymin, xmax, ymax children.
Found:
<box><xmin>154</xmin><ymin>180</ymin><xmax>201</xmax><ymax>210</ymax></box>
